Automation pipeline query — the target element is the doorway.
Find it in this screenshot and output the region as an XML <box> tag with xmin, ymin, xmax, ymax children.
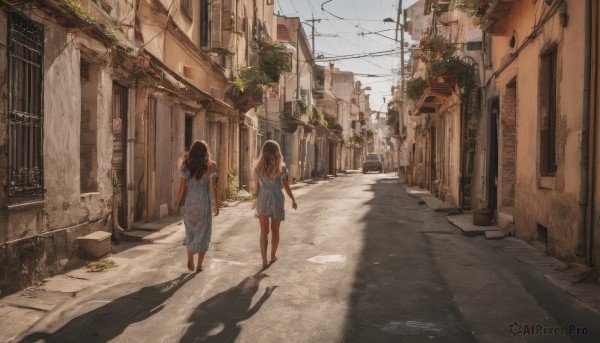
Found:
<box><xmin>430</xmin><ymin>126</ymin><xmax>437</xmax><ymax>191</ymax></box>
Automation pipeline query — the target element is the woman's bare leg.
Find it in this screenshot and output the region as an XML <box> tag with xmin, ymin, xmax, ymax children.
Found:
<box><xmin>196</xmin><ymin>252</ymin><xmax>205</xmax><ymax>272</ymax></box>
<box><xmin>259</xmin><ymin>215</ymin><xmax>270</xmax><ymax>269</ymax></box>
<box><xmin>270</xmin><ymin>219</ymin><xmax>281</xmax><ymax>264</ymax></box>
<box><xmin>187</xmin><ymin>252</ymin><xmax>194</xmax><ymax>271</ymax></box>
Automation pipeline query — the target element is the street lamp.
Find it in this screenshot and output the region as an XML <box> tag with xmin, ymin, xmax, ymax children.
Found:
<box><xmin>384</xmin><ymin>9</ymin><xmax>405</xmax><ymax>179</ymax></box>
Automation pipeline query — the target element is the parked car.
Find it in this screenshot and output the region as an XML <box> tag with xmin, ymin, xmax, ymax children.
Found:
<box><xmin>362</xmin><ymin>154</ymin><xmax>383</xmax><ymax>174</ymax></box>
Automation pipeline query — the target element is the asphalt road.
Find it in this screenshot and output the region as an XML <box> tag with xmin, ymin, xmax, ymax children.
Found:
<box><xmin>13</xmin><ymin>173</ymin><xmax>600</xmax><ymax>343</ymax></box>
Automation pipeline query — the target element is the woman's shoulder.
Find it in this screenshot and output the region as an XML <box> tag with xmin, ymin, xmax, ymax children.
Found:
<box><xmin>178</xmin><ymin>162</ymin><xmax>190</xmax><ymax>179</ymax></box>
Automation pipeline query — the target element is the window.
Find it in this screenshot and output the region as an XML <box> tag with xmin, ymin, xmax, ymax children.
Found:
<box><xmin>80</xmin><ymin>60</ymin><xmax>99</xmax><ymax>193</ymax></box>
<box><xmin>185</xmin><ymin>115</ymin><xmax>193</xmax><ymax>150</ymax></box>
<box><xmin>200</xmin><ymin>0</ymin><xmax>210</xmax><ymax>47</ymax></box>
<box><xmin>181</xmin><ymin>0</ymin><xmax>193</xmax><ymax>19</ymax></box>
<box><xmin>539</xmin><ymin>48</ymin><xmax>557</xmax><ymax>176</ymax></box>
<box><xmin>7</xmin><ymin>13</ymin><xmax>44</xmax><ymax>201</ymax></box>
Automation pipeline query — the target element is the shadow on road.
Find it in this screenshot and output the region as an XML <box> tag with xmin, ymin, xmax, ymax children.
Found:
<box><xmin>16</xmin><ymin>273</ymin><xmax>195</xmax><ymax>343</ymax></box>
<box><xmin>180</xmin><ymin>271</ymin><xmax>276</xmax><ymax>343</ymax></box>
<box><xmin>342</xmin><ymin>177</ymin><xmax>475</xmax><ymax>343</ymax></box>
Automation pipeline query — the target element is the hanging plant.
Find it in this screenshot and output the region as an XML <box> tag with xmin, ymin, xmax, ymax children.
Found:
<box><xmin>296</xmin><ymin>99</ymin><xmax>308</xmax><ymax>114</ymax></box>
<box><xmin>386</xmin><ymin>106</ymin><xmax>400</xmax><ymax>135</ymax></box>
<box><xmin>431</xmin><ymin>0</ymin><xmax>450</xmax><ymax>14</ymax></box>
<box><xmin>260</xmin><ymin>44</ymin><xmax>292</xmax><ymax>82</ymax></box>
<box><xmin>451</xmin><ymin>0</ymin><xmax>492</xmax><ymax>16</ymax></box>
<box><xmin>309</xmin><ymin>106</ymin><xmax>324</xmax><ymax>125</ymax></box>
<box><xmin>314</xmin><ymin>67</ymin><xmax>325</xmax><ymax>85</ymax></box>
<box><xmin>280</xmin><ymin>112</ymin><xmax>299</xmax><ymax>133</ymax></box>
<box><xmin>420</xmin><ymin>35</ymin><xmax>455</xmax><ymax>62</ymax></box>
<box><xmin>427</xmin><ymin>57</ymin><xmax>471</xmax><ymax>88</ymax></box>
<box><xmin>406</xmin><ymin>77</ymin><xmax>429</xmax><ymax>101</ymax></box>
<box><xmin>349</xmin><ymin>133</ymin><xmax>364</xmax><ymax>145</ymax></box>
<box><xmin>323</xmin><ymin>113</ymin><xmax>335</xmax><ymax>129</ymax></box>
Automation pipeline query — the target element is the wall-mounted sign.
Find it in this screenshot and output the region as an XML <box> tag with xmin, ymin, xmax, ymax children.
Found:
<box><xmin>244</xmin><ymin>114</ymin><xmax>254</xmax><ymax>128</ymax></box>
<box><xmin>467</xmin><ymin>41</ymin><xmax>482</xmax><ymax>51</ymax></box>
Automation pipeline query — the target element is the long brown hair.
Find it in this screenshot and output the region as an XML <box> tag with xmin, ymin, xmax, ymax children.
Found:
<box><xmin>254</xmin><ymin>140</ymin><xmax>285</xmax><ymax>178</ymax></box>
<box><xmin>181</xmin><ymin>140</ymin><xmax>211</xmax><ymax>179</ymax></box>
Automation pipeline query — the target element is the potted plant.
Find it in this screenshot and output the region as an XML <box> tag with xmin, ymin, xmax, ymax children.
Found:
<box><xmin>296</xmin><ymin>99</ymin><xmax>308</xmax><ymax>114</ymax></box>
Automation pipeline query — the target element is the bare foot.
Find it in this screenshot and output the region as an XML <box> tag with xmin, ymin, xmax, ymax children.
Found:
<box><xmin>262</xmin><ymin>261</ymin><xmax>269</xmax><ymax>270</ymax></box>
<box><xmin>270</xmin><ymin>257</ymin><xmax>278</xmax><ymax>265</ymax></box>
<box><xmin>195</xmin><ymin>266</ymin><xmax>204</xmax><ymax>273</ymax></box>
<box><xmin>187</xmin><ymin>259</ymin><xmax>195</xmax><ymax>272</ymax></box>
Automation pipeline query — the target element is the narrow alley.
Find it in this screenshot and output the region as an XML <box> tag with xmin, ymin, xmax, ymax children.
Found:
<box><xmin>4</xmin><ymin>173</ymin><xmax>600</xmax><ymax>343</ymax></box>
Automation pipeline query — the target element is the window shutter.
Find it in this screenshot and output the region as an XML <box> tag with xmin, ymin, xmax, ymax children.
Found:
<box><xmin>211</xmin><ymin>0</ymin><xmax>222</xmax><ymax>48</ymax></box>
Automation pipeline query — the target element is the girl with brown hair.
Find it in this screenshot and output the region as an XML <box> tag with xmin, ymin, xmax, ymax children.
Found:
<box><xmin>175</xmin><ymin>140</ymin><xmax>219</xmax><ymax>272</ymax></box>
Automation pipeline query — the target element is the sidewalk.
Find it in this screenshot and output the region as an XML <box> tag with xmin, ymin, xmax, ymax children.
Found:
<box><xmin>404</xmin><ymin>184</ymin><xmax>600</xmax><ymax>315</ymax></box>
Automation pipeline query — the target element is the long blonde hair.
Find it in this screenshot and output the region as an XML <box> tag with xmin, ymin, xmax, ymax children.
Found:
<box><xmin>254</xmin><ymin>140</ymin><xmax>285</xmax><ymax>178</ymax></box>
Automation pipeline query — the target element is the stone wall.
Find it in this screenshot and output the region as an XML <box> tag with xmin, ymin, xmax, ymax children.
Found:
<box><xmin>500</xmin><ymin>82</ymin><xmax>516</xmax><ymax>207</ymax></box>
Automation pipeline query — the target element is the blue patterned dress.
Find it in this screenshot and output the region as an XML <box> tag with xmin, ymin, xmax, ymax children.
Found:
<box><xmin>256</xmin><ymin>170</ymin><xmax>288</xmax><ymax>220</ymax></box>
<box><xmin>180</xmin><ymin>166</ymin><xmax>217</xmax><ymax>254</ymax></box>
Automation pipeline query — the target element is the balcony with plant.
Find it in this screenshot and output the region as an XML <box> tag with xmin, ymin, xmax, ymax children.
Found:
<box><xmin>259</xmin><ymin>44</ymin><xmax>293</xmax><ymax>82</ymax></box>
<box><xmin>451</xmin><ymin>0</ymin><xmax>492</xmax><ymax>17</ymax></box>
<box><xmin>349</xmin><ymin>133</ymin><xmax>365</xmax><ymax>146</ymax></box>
<box><xmin>226</xmin><ymin>66</ymin><xmax>270</xmax><ymax>112</ymax></box>
<box><xmin>386</xmin><ymin>103</ymin><xmax>400</xmax><ymax>136</ymax></box>
<box><xmin>419</xmin><ymin>34</ymin><xmax>456</xmax><ymax>63</ymax></box>
<box><xmin>406</xmin><ymin>77</ymin><xmax>429</xmax><ymax>101</ymax></box>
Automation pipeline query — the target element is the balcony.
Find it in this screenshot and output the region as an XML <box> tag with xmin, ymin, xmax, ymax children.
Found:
<box><xmin>428</xmin><ymin>75</ymin><xmax>456</xmax><ymax>97</ymax></box>
<box><xmin>483</xmin><ymin>0</ymin><xmax>518</xmax><ymax>36</ymax></box>
<box><xmin>414</xmin><ymin>90</ymin><xmax>443</xmax><ymax>116</ymax></box>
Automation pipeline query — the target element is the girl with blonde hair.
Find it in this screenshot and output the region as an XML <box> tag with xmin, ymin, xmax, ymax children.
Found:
<box><xmin>253</xmin><ymin>140</ymin><xmax>297</xmax><ymax>269</ymax></box>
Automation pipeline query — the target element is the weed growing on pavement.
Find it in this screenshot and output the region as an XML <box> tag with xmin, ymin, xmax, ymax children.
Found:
<box><xmin>86</xmin><ymin>259</ymin><xmax>118</xmax><ymax>272</ymax></box>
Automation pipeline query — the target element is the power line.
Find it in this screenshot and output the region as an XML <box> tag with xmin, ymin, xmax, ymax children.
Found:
<box><xmin>316</xmin><ymin>49</ymin><xmax>401</xmax><ymax>62</ymax></box>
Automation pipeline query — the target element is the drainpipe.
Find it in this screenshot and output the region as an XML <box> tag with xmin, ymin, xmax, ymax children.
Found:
<box><xmin>576</xmin><ymin>0</ymin><xmax>592</xmax><ymax>259</ymax></box>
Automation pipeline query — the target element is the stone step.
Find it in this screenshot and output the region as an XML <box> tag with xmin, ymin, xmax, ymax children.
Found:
<box><xmin>485</xmin><ymin>230</ymin><xmax>506</xmax><ymax>240</ymax></box>
<box><xmin>76</xmin><ymin>231</ymin><xmax>111</xmax><ymax>259</ymax></box>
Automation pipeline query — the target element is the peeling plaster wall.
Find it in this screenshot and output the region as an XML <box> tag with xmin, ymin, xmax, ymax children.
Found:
<box><xmin>0</xmin><ymin>10</ymin><xmax>113</xmax><ymax>296</ymax></box>
<box><xmin>492</xmin><ymin>0</ymin><xmax>585</xmax><ymax>261</ymax></box>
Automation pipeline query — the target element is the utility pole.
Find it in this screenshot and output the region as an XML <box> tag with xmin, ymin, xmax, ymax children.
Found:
<box><xmin>397</xmin><ymin>0</ymin><xmax>405</xmax><ymax>179</ymax></box>
<box><xmin>304</xmin><ymin>15</ymin><xmax>321</xmax><ymax>55</ymax></box>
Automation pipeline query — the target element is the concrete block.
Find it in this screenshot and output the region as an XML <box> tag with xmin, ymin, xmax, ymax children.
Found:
<box><xmin>77</xmin><ymin>231</ymin><xmax>111</xmax><ymax>260</ymax></box>
<box><xmin>66</xmin><ymin>223</ymin><xmax>92</xmax><ymax>258</ymax></box>
<box><xmin>159</xmin><ymin>204</ymin><xmax>169</xmax><ymax>219</ymax></box>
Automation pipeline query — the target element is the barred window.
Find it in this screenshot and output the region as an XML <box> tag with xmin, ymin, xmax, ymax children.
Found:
<box><xmin>181</xmin><ymin>0</ymin><xmax>193</xmax><ymax>19</ymax></box>
<box><xmin>7</xmin><ymin>13</ymin><xmax>45</xmax><ymax>201</ymax></box>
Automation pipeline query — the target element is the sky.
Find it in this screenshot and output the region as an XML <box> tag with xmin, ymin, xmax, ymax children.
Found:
<box><xmin>276</xmin><ymin>0</ymin><xmax>418</xmax><ymax>113</ymax></box>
